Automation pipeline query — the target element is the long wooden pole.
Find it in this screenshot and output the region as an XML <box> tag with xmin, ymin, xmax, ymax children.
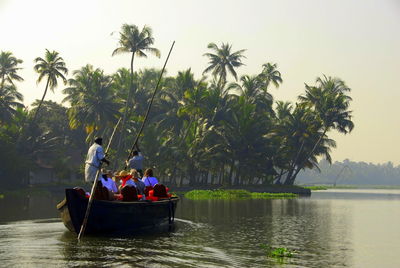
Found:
<box><xmin>124</xmin><ymin>41</ymin><xmax>175</xmax><ymax>168</ymax></box>
<box><xmin>77</xmin><ymin>118</ymin><xmax>122</xmax><ymax>240</ymax></box>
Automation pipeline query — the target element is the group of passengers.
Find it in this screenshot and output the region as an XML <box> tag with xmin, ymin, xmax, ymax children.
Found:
<box><xmin>83</xmin><ymin>137</ymin><xmax>170</xmax><ymax>202</ymax></box>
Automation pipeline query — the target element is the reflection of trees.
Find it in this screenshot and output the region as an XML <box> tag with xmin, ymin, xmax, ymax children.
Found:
<box><xmin>177</xmin><ymin>198</ymin><xmax>352</xmax><ymax>267</ymax></box>
<box><xmin>0</xmin><ymin>193</ymin><xmax>61</xmax><ymax>222</ymax></box>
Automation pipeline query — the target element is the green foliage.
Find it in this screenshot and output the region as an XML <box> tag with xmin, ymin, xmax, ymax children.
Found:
<box><xmin>203</xmin><ymin>42</ymin><xmax>246</xmax><ymax>85</ymax></box>
<box><xmin>184</xmin><ymin>189</ymin><xmax>297</xmax><ymax>200</ymax></box>
<box><xmin>260</xmin><ymin>244</ymin><xmax>296</xmax><ymax>258</ymax></box>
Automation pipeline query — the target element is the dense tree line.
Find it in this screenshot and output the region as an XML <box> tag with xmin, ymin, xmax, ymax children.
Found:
<box><xmin>297</xmin><ymin>159</ymin><xmax>400</xmax><ymax>186</ymax></box>
<box><xmin>0</xmin><ymin>24</ymin><xmax>354</xmax><ymax>188</ymax></box>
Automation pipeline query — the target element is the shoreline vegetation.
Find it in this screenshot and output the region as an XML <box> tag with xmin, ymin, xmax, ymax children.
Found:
<box><xmin>1</xmin><ymin>183</ymin><xmax>400</xmax><ymax>198</ymax></box>
<box><xmin>184</xmin><ymin>189</ymin><xmax>298</xmax><ymax>200</ymax></box>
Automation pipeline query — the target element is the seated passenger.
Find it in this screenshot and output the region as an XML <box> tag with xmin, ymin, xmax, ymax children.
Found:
<box><xmin>93</xmin><ymin>181</ymin><xmax>114</xmax><ymax>201</ymax></box>
<box><xmin>116</xmin><ymin>170</ymin><xmax>134</xmax><ymax>189</ymax></box>
<box><xmin>131</xmin><ymin>169</ymin><xmax>145</xmax><ymax>199</ymax></box>
<box><xmin>120</xmin><ymin>185</ymin><xmax>139</xmax><ymax>201</ymax></box>
<box><xmin>100</xmin><ymin>170</ymin><xmax>118</xmax><ymax>193</ymax></box>
<box><xmin>142</xmin><ymin>168</ymin><xmax>159</xmax><ymax>187</ymax></box>
<box><xmin>147</xmin><ymin>184</ymin><xmax>172</xmax><ymax>201</ymax></box>
<box><xmin>73</xmin><ymin>187</ymin><xmax>88</xmax><ymax>198</ymax></box>
<box><xmin>153</xmin><ymin>184</ymin><xmax>170</xmax><ymax>198</ymax></box>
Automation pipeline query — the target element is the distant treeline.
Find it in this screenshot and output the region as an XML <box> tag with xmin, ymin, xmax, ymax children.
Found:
<box><xmin>297</xmin><ymin>159</ymin><xmax>400</xmax><ymax>185</ymax></box>
<box><xmin>0</xmin><ymin>24</ymin><xmax>354</xmax><ymax>188</ymax></box>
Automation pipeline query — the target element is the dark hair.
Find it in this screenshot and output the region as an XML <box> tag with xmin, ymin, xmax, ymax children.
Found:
<box><xmin>121</xmin><ymin>186</ymin><xmax>138</xmax><ymax>201</ymax></box>
<box><xmin>94</xmin><ymin>137</ymin><xmax>103</xmax><ymax>144</ymax></box>
<box><xmin>132</xmin><ymin>150</ymin><xmax>138</xmax><ymax>156</ymax></box>
<box><xmin>144</xmin><ymin>168</ymin><xmax>153</xmax><ymax>177</ymax></box>
<box><xmin>153</xmin><ymin>184</ymin><xmax>168</xmax><ymax>198</ymax></box>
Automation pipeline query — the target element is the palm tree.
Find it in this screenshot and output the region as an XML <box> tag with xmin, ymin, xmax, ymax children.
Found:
<box><xmin>203</xmin><ymin>42</ymin><xmax>246</xmax><ymax>86</ymax></box>
<box><xmin>0</xmin><ymin>51</ymin><xmax>23</xmax><ymax>89</ymax></box>
<box><xmin>63</xmin><ymin>65</ymin><xmax>121</xmax><ymax>140</ymax></box>
<box><xmin>228</xmin><ymin>75</ymin><xmax>273</xmax><ymax>113</ymax></box>
<box><xmin>0</xmin><ymin>84</ymin><xmax>24</xmax><ymax>124</ymax></box>
<box><xmin>112</xmin><ymin>24</ymin><xmax>160</xmax><ymax>161</ymax></box>
<box><xmin>299</xmin><ymin>75</ymin><xmax>354</xmax><ymax>153</ymax></box>
<box><xmin>258</xmin><ymin>62</ymin><xmax>282</xmax><ymax>90</ymax></box>
<box><xmin>33</xmin><ymin>49</ymin><xmax>68</xmax><ymax>123</ymax></box>
<box><xmin>283</xmin><ymin>75</ymin><xmax>354</xmax><ymax>185</ymax></box>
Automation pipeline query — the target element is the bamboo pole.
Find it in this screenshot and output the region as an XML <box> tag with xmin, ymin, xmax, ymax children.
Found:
<box><xmin>77</xmin><ymin>118</ymin><xmax>122</xmax><ymax>240</ymax></box>
<box><xmin>124</xmin><ymin>41</ymin><xmax>175</xmax><ymax>168</ymax></box>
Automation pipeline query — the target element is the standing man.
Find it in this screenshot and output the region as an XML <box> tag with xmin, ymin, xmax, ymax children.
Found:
<box><xmin>126</xmin><ymin>143</ymin><xmax>144</xmax><ymax>177</ymax></box>
<box><xmin>85</xmin><ymin>137</ymin><xmax>110</xmax><ymax>183</ymax></box>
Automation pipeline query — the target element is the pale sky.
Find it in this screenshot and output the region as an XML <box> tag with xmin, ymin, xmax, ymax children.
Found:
<box><xmin>1</xmin><ymin>0</ymin><xmax>399</xmax><ymax>165</ymax></box>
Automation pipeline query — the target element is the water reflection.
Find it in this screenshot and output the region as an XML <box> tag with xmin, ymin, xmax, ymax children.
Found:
<box><xmin>0</xmin><ymin>193</ymin><xmax>62</xmax><ymax>223</ymax></box>
<box><xmin>0</xmin><ymin>189</ymin><xmax>399</xmax><ymax>267</ymax></box>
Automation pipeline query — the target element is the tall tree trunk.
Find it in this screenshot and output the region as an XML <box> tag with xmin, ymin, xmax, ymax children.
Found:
<box><xmin>228</xmin><ymin>159</ymin><xmax>235</xmax><ymax>185</ymax></box>
<box><xmin>274</xmin><ymin>169</ymin><xmax>284</xmax><ymax>184</ymax></box>
<box><xmin>219</xmin><ymin>165</ymin><xmax>224</xmax><ymax>185</ymax></box>
<box><xmin>178</xmin><ymin>174</ymin><xmax>184</xmax><ymax>187</ymax></box>
<box><xmin>114</xmin><ymin>53</ymin><xmax>135</xmax><ymax>170</ymax></box>
<box><xmin>284</xmin><ymin>128</ymin><xmax>328</xmax><ymax>185</ymax></box>
<box><xmin>32</xmin><ymin>78</ymin><xmax>50</xmax><ymax>124</ymax></box>
<box><xmin>235</xmin><ymin>163</ymin><xmax>241</xmax><ymax>186</ymax></box>
<box><xmin>1</xmin><ymin>74</ymin><xmax>5</xmax><ymax>89</ymax></box>
<box><xmin>170</xmin><ymin>166</ymin><xmax>178</xmax><ymax>185</ymax></box>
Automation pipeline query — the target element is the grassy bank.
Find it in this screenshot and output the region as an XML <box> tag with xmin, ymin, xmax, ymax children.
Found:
<box><xmin>184</xmin><ymin>189</ymin><xmax>297</xmax><ymax>200</ymax></box>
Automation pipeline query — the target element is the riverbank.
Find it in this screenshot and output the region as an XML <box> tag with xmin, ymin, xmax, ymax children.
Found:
<box><xmin>172</xmin><ymin>185</ymin><xmax>311</xmax><ymax>196</ymax></box>
<box><xmin>0</xmin><ymin>183</ymin><xmax>312</xmax><ymax>197</ymax></box>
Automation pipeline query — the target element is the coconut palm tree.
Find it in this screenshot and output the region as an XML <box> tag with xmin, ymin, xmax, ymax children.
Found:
<box><xmin>299</xmin><ymin>75</ymin><xmax>354</xmax><ymax>156</ymax></box>
<box><xmin>0</xmin><ymin>51</ymin><xmax>23</xmax><ymax>89</ymax></box>
<box><xmin>228</xmin><ymin>75</ymin><xmax>273</xmax><ymax>114</ymax></box>
<box><xmin>258</xmin><ymin>62</ymin><xmax>283</xmax><ymax>90</ymax></box>
<box><xmin>33</xmin><ymin>49</ymin><xmax>68</xmax><ymax>123</ymax></box>
<box><xmin>282</xmin><ymin>76</ymin><xmax>354</xmax><ymax>185</ymax></box>
<box><xmin>203</xmin><ymin>42</ymin><xmax>246</xmax><ymax>86</ymax></box>
<box><xmin>64</xmin><ymin>65</ymin><xmax>121</xmax><ymax>140</ymax></box>
<box><xmin>112</xmin><ymin>24</ymin><xmax>160</xmax><ymax>162</ymax></box>
<box><xmin>273</xmin><ymin>103</ymin><xmax>322</xmax><ymax>184</ymax></box>
<box><xmin>0</xmin><ymin>84</ymin><xmax>24</xmax><ymax>124</ymax></box>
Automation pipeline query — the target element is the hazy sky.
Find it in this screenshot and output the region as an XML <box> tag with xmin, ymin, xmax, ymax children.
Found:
<box><xmin>1</xmin><ymin>0</ymin><xmax>399</xmax><ymax>165</ymax></box>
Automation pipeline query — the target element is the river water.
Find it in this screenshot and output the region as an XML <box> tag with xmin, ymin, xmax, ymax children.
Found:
<box><xmin>0</xmin><ymin>189</ymin><xmax>400</xmax><ymax>267</ymax></box>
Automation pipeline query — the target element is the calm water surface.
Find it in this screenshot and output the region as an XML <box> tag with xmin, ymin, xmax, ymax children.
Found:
<box><xmin>0</xmin><ymin>189</ymin><xmax>400</xmax><ymax>267</ymax></box>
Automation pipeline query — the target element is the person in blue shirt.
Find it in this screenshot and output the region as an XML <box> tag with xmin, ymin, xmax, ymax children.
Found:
<box><xmin>126</xmin><ymin>143</ymin><xmax>144</xmax><ymax>177</ymax></box>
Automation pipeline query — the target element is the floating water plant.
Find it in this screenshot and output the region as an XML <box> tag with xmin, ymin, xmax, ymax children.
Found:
<box><xmin>260</xmin><ymin>244</ymin><xmax>296</xmax><ymax>258</ymax></box>
<box><xmin>184</xmin><ymin>189</ymin><xmax>297</xmax><ymax>200</ymax></box>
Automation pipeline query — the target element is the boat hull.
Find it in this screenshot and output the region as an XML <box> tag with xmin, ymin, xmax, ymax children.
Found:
<box><xmin>57</xmin><ymin>189</ymin><xmax>179</xmax><ymax>235</ymax></box>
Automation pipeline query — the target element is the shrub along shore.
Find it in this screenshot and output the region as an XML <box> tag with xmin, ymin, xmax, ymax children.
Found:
<box><xmin>184</xmin><ymin>189</ymin><xmax>298</xmax><ymax>200</ymax></box>
<box><xmin>175</xmin><ymin>185</ymin><xmax>311</xmax><ymax>196</ymax></box>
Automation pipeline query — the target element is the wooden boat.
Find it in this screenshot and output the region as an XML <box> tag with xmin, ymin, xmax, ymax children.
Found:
<box><xmin>56</xmin><ymin>188</ymin><xmax>179</xmax><ymax>235</ymax></box>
